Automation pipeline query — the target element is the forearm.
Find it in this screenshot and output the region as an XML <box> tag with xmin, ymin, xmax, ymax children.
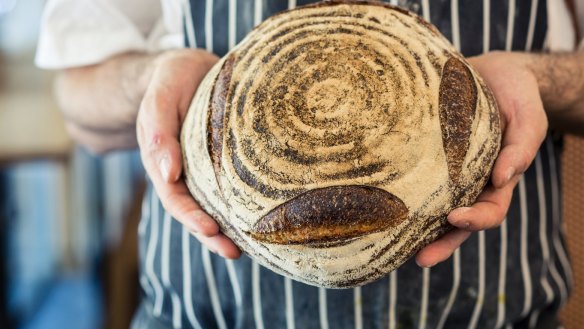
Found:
<box><xmin>528</xmin><ymin>50</ymin><xmax>584</xmax><ymax>134</ymax></box>
<box><xmin>54</xmin><ymin>49</ymin><xmax>219</xmax><ymax>154</ymax></box>
<box><xmin>54</xmin><ymin>52</ymin><xmax>156</xmax><ymax>139</ymax></box>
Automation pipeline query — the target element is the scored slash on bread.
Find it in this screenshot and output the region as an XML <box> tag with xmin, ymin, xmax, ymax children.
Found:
<box><xmin>439</xmin><ymin>57</ymin><xmax>479</xmax><ymax>185</ymax></box>
<box><xmin>249</xmin><ymin>185</ymin><xmax>408</xmax><ymax>245</ymax></box>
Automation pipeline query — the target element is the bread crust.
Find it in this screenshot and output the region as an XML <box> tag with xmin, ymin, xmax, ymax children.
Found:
<box><xmin>181</xmin><ymin>1</ymin><xmax>500</xmax><ymax>288</ymax></box>
<box><xmin>439</xmin><ymin>57</ymin><xmax>479</xmax><ymax>185</ymax></box>
<box><xmin>250</xmin><ymin>185</ymin><xmax>408</xmax><ymax>244</ymax></box>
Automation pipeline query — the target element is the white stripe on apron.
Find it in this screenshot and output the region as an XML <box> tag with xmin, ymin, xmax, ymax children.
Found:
<box><xmin>519</xmin><ymin>177</ymin><xmax>534</xmax><ymax>317</ymax></box>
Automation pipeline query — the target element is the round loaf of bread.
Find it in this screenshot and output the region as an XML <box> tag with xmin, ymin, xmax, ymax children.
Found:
<box><xmin>181</xmin><ymin>0</ymin><xmax>501</xmax><ymax>288</ymax></box>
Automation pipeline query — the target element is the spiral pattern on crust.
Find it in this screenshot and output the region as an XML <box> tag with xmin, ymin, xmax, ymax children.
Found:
<box><xmin>181</xmin><ymin>1</ymin><xmax>501</xmax><ymax>288</ymax></box>
<box><xmin>219</xmin><ymin>4</ymin><xmax>452</xmax><ymax>202</ymax></box>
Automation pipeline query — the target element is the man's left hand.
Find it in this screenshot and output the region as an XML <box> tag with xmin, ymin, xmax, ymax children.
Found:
<box><xmin>416</xmin><ymin>51</ymin><xmax>549</xmax><ymax>267</ymax></box>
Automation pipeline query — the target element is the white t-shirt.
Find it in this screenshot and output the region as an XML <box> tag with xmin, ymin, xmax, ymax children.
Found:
<box><xmin>35</xmin><ymin>0</ymin><xmax>581</xmax><ymax>70</ymax></box>
<box><xmin>35</xmin><ymin>0</ymin><xmax>183</xmax><ymax>69</ymax></box>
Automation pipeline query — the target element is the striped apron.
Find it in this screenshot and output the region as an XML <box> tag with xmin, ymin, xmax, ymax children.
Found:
<box><xmin>132</xmin><ymin>1</ymin><xmax>573</xmax><ymax>328</ymax></box>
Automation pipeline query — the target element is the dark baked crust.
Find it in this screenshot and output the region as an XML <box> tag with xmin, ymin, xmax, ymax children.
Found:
<box><xmin>439</xmin><ymin>56</ymin><xmax>478</xmax><ymax>184</ymax></box>
<box><xmin>250</xmin><ymin>185</ymin><xmax>408</xmax><ymax>244</ymax></box>
<box><xmin>265</xmin><ymin>0</ymin><xmax>442</xmax><ymax>38</ymax></box>
<box><xmin>208</xmin><ymin>54</ymin><xmax>236</xmax><ymax>182</ymax></box>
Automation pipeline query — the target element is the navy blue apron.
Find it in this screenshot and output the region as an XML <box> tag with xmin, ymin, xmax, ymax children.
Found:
<box><xmin>132</xmin><ymin>1</ymin><xmax>572</xmax><ymax>328</ymax></box>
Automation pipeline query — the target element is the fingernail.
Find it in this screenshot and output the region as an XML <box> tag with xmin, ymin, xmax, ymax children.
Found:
<box><xmin>460</xmin><ymin>222</ymin><xmax>471</xmax><ymax>230</ymax></box>
<box><xmin>504</xmin><ymin>167</ymin><xmax>515</xmax><ymax>185</ymax></box>
<box><xmin>448</xmin><ymin>207</ymin><xmax>471</xmax><ymax>221</ymax></box>
<box><xmin>189</xmin><ymin>210</ymin><xmax>217</xmax><ymax>234</ymax></box>
<box><xmin>416</xmin><ymin>259</ymin><xmax>436</xmax><ymax>268</ymax></box>
<box><xmin>159</xmin><ymin>155</ymin><xmax>170</xmax><ymax>182</ymax></box>
<box><xmin>449</xmin><ymin>219</ymin><xmax>472</xmax><ymax>230</ymax></box>
<box><xmin>448</xmin><ymin>208</ymin><xmax>472</xmax><ymax>230</ymax></box>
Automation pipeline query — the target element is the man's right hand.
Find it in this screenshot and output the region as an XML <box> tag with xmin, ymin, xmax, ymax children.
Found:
<box><xmin>136</xmin><ymin>49</ymin><xmax>242</xmax><ymax>259</ymax></box>
<box><xmin>56</xmin><ymin>48</ymin><xmax>241</xmax><ymax>258</ymax></box>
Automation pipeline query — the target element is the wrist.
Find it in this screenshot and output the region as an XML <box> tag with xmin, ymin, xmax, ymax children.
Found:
<box><xmin>146</xmin><ymin>49</ymin><xmax>219</xmax><ymax>111</ymax></box>
<box><xmin>526</xmin><ymin>51</ymin><xmax>584</xmax><ymax>113</ymax></box>
<box><xmin>150</xmin><ymin>49</ymin><xmax>219</xmax><ymax>79</ymax></box>
<box><xmin>119</xmin><ymin>52</ymin><xmax>158</xmax><ymax>112</ymax></box>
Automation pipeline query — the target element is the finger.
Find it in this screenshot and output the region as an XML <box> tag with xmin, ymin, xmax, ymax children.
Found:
<box><xmin>155</xmin><ymin>179</ymin><xmax>219</xmax><ymax>236</ymax></box>
<box><xmin>491</xmin><ymin>140</ymin><xmax>537</xmax><ymax>188</ymax></box>
<box><xmin>137</xmin><ymin>83</ymin><xmax>219</xmax><ymax>235</ymax></box>
<box><xmin>448</xmin><ymin>176</ymin><xmax>518</xmax><ymax>231</ymax></box>
<box><xmin>194</xmin><ymin>232</ymin><xmax>242</xmax><ymax>259</ymax></box>
<box><xmin>137</xmin><ymin>89</ymin><xmax>184</xmax><ymax>184</ymax></box>
<box><xmin>415</xmin><ymin>229</ymin><xmax>471</xmax><ymax>267</ymax></box>
<box><xmin>491</xmin><ymin>101</ymin><xmax>546</xmax><ymax>189</ymax></box>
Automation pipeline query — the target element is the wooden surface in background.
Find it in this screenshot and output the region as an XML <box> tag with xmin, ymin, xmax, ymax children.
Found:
<box><xmin>103</xmin><ymin>183</ymin><xmax>143</xmax><ymax>329</ymax></box>
<box><xmin>0</xmin><ymin>53</ymin><xmax>72</xmax><ymax>164</ymax></box>
<box><xmin>560</xmin><ymin>134</ymin><xmax>584</xmax><ymax>327</ymax></box>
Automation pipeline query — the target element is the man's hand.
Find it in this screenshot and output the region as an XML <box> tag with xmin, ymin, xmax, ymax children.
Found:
<box><xmin>136</xmin><ymin>49</ymin><xmax>241</xmax><ymax>259</ymax></box>
<box><xmin>416</xmin><ymin>51</ymin><xmax>549</xmax><ymax>267</ymax></box>
<box><xmin>56</xmin><ymin>49</ymin><xmax>241</xmax><ymax>258</ymax></box>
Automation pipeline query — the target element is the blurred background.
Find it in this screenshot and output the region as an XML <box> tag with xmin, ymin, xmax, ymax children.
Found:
<box><xmin>0</xmin><ymin>0</ymin><xmax>145</xmax><ymax>328</ymax></box>
<box><xmin>0</xmin><ymin>1</ymin><xmax>584</xmax><ymax>329</ymax></box>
